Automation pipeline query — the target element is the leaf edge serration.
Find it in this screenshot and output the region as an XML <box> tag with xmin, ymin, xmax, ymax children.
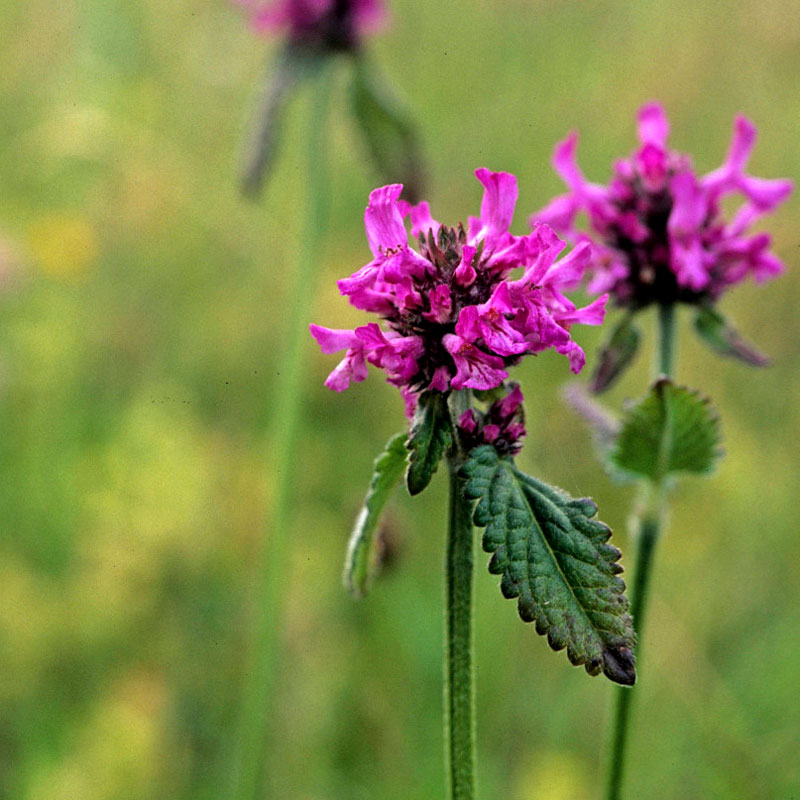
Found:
<box><xmin>405</xmin><ymin>391</ymin><xmax>453</xmax><ymax>496</ymax></box>
<box><xmin>461</xmin><ymin>445</ymin><xmax>637</xmax><ymax>686</ymax></box>
<box><xmin>343</xmin><ymin>432</ymin><xmax>408</xmax><ymax>598</ymax></box>
<box><xmin>610</xmin><ymin>378</ymin><xmax>723</xmax><ymax>483</ymax></box>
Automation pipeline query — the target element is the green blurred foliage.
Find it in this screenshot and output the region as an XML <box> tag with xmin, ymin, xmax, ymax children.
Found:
<box><xmin>1</xmin><ymin>1</ymin><xmax>798</xmax><ymax>798</ymax></box>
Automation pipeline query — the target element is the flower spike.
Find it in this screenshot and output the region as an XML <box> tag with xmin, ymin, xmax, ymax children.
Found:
<box><xmin>312</xmin><ymin>170</ymin><xmax>605</xmax><ymax>413</ymax></box>
<box><xmin>533</xmin><ymin>103</ymin><xmax>793</xmax><ymax>309</ymax></box>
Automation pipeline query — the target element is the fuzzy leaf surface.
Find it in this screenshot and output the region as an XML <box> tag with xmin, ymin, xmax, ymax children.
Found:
<box><xmin>610</xmin><ymin>379</ymin><xmax>721</xmax><ymax>482</ymax></box>
<box><xmin>344</xmin><ymin>433</ymin><xmax>407</xmax><ymax>597</ymax></box>
<box><xmin>406</xmin><ymin>392</ymin><xmax>453</xmax><ymax>495</ymax></box>
<box><xmin>590</xmin><ymin>313</ymin><xmax>641</xmax><ymax>393</ymax></box>
<box><xmin>462</xmin><ymin>446</ymin><xmax>636</xmax><ymax>685</ymax></box>
<box><xmin>694</xmin><ymin>305</ymin><xmax>770</xmax><ymax>367</ymax></box>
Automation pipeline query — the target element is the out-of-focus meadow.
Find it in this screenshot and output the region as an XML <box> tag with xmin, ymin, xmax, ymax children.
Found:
<box><xmin>1</xmin><ymin>1</ymin><xmax>799</xmax><ymax>798</ymax></box>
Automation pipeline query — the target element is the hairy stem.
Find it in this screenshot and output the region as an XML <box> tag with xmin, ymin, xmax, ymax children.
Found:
<box><xmin>228</xmin><ymin>66</ymin><xmax>334</xmax><ymax>800</ymax></box>
<box><xmin>605</xmin><ymin>500</ymin><xmax>662</xmax><ymax>800</ymax></box>
<box><xmin>445</xmin><ymin>391</ymin><xmax>476</xmax><ymax>799</ymax></box>
<box><xmin>606</xmin><ymin>303</ymin><xmax>675</xmax><ymax>800</ymax></box>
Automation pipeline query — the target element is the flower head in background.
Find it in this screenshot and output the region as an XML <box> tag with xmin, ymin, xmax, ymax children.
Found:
<box><xmin>235</xmin><ymin>0</ymin><xmax>423</xmax><ymax>202</ymax></box>
<box><xmin>311</xmin><ymin>169</ymin><xmax>607</xmax><ymax>415</ymax></box>
<box><xmin>533</xmin><ymin>103</ymin><xmax>793</xmax><ymax>310</ymax></box>
<box><xmin>237</xmin><ymin>0</ymin><xmax>386</xmax><ymax>50</ymax></box>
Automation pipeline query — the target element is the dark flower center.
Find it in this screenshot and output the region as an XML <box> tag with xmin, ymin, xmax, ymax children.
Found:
<box><xmin>604</xmin><ymin>173</ymin><xmax>718</xmax><ymax>309</ymax></box>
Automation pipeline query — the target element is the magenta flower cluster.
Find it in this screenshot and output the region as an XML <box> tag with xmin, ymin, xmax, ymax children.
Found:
<box><xmin>311</xmin><ymin>169</ymin><xmax>607</xmax><ymax>415</ymax></box>
<box><xmin>457</xmin><ymin>383</ymin><xmax>526</xmax><ymax>456</ymax></box>
<box><xmin>533</xmin><ymin>103</ymin><xmax>793</xmax><ymax>309</ymax></box>
<box><xmin>236</xmin><ymin>0</ymin><xmax>385</xmax><ymax>48</ymax></box>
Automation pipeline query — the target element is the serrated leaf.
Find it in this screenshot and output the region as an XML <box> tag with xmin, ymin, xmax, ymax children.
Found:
<box><xmin>241</xmin><ymin>43</ymin><xmax>324</xmax><ymax>198</ymax></box>
<box><xmin>462</xmin><ymin>446</ymin><xmax>636</xmax><ymax>685</ymax></box>
<box><xmin>694</xmin><ymin>305</ymin><xmax>770</xmax><ymax>367</ymax></box>
<box><xmin>351</xmin><ymin>56</ymin><xmax>424</xmax><ymax>203</ymax></box>
<box><xmin>406</xmin><ymin>392</ymin><xmax>453</xmax><ymax>495</ymax></box>
<box><xmin>610</xmin><ymin>379</ymin><xmax>721</xmax><ymax>481</ymax></box>
<box><xmin>343</xmin><ymin>433</ymin><xmax>408</xmax><ymax>597</ymax></box>
<box><xmin>590</xmin><ymin>313</ymin><xmax>641</xmax><ymax>393</ymax></box>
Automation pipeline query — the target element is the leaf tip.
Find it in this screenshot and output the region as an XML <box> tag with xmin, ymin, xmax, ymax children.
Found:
<box><xmin>404</xmin><ymin>392</ymin><xmax>452</xmax><ymax>496</ymax></box>
<box><xmin>694</xmin><ymin>305</ymin><xmax>772</xmax><ymax>367</ymax></box>
<box><xmin>601</xmin><ymin>644</ymin><xmax>636</xmax><ymax>686</ymax></box>
<box><xmin>590</xmin><ymin>314</ymin><xmax>641</xmax><ymax>393</ymax></box>
<box><xmin>404</xmin><ymin>471</ymin><xmax>426</xmax><ymax>496</ymax></box>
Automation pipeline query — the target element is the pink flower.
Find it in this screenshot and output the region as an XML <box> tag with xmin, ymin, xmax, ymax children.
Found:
<box><xmin>456</xmin><ymin>383</ymin><xmax>527</xmax><ymax>456</ymax></box>
<box><xmin>422</xmin><ymin>284</ymin><xmax>452</xmax><ymax>323</ymax></box>
<box><xmin>309</xmin><ymin>325</ymin><xmax>368</xmax><ymax>391</ymax></box>
<box><xmin>455</xmin><ymin>282</ymin><xmax>529</xmax><ymax>357</ymax></box>
<box><xmin>356</xmin><ymin>323</ymin><xmax>424</xmax><ymax>386</ymax></box>
<box><xmin>312</xmin><ymin>169</ymin><xmax>605</xmax><ymax>407</ymax></box>
<box><xmin>442</xmin><ymin>334</ymin><xmax>508</xmax><ymax>390</ymax></box>
<box><xmin>236</xmin><ymin>0</ymin><xmax>385</xmax><ymax>49</ymax></box>
<box><xmin>458</xmin><ymin>409</ymin><xmax>478</xmax><ymax>434</ymax></box>
<box><xmin>532</xmin><ymin>103</ymin><xmax>793</xmax><ymax>308</ymax></box>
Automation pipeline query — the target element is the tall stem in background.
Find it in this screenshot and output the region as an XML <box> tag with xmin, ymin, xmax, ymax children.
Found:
<box><xmin>444</xmin><ymin>391</ymin><xmax>476</xmax><ymax>800</ymax></box>
<box><xmin>606</xmin><ymin>304</ymin><xmax>675</xmax><ymax>800</ymax></box>
<box><xmin>228</xmin><ymin>65</ymin><xmax>334</xmax><ymax>800</ymax></box>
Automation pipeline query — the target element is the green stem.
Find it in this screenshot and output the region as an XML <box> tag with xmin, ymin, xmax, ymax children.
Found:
<box><xmin>606</xmin><ymin>303</ymin><xmax>675</xmax><ymax>800</ymax></box>
<box><xmin>656</xmin><ymin>303</ymin><xmax>676</xmax><ymax>378</ymax></box>
<box><xmin>228</xmin><ymin>65</ymin><xmax>334</xmax><ymax>800</ymax></box>
<box><xmin>605</xmin><ymin>501</ymin><xmax>662</xmax><ymax>800</ymax></box>
<box><xmin>444</xmin><ymin>391</ymin><xmax>476</xmax><ymax>800</ymax></box>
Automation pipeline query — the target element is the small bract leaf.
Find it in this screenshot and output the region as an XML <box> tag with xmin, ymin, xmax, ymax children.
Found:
<box><xmin>610</xmin><ymin>379</ymin><xmax>721</xmax><ymax>482</ymax></box>
<box><xmin>694</xmin><ymin>305</ymin><xmax>770</xmax><ymax>367</ymax></box>
<box><xmin>344</xmin><ymin>433</ymin><xmax>408</xmax><ymax>597</ymax></box>
<box><xmin>241</xmin><ymin>43</ymin><xmax>324</xmax><ymax>198</ymax></box>
<box><xmin>351</xmin><ymin>55</ymin><xmax>424</xmax><ymax>203</ymax></box>
<box><xmin>462</xmin><ymin>446</ymin><xmax>636</xmax><ymax>685</ymax></box>
<box><xmin>590</xmin><ymin>313</ymin><xmax>641</xmax><ymax>393</ymax></box>
<box><xmin>406</xmin><ymin>392</ymin><xmax>453</xmax><ymax>495</ymax></box>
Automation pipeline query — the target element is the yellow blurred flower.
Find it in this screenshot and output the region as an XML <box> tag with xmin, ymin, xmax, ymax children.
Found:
<box><xmin>514</xmin><ymin>750</ymin><xmax>592</xmax><ymax>800</ymax></box>
<box><xmin>25</xmin><ymin>672</ymin><xmax>170</xmax><ymax>800</ymax></box>
<box><xmin>27</xmin><ymin>214</ymin><xmax>98</xmax><ymax>278</ymax></box>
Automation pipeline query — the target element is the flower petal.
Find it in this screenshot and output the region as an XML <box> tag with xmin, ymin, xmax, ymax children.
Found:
<box><xmin>455</xmin><ymin>244</ymin><xmax>477</xmax><ymax>286</ymax></box>
<box><xmin>471</xmin><ymin>168</ymin><xmax>518</xmax><ymax>238</ymax></box>
<box><xmin>442</xmin><ymin>334</ymin><xmax>507</xmax><ymax>390</ymax></box>
<box><xmin>552</xmin><ymin>132</ymin><xmax>584</xmax><ymax>190</ymax></box>
<box><xmin>309</xmin><ymin>324</ymin><xmax>360</xmax><ymax>354</ymax></box>
<box><xmin>636</xmin><ymin>102</ymin><xmax>670</xmax><ymax>148</ymax></box>
<box><xmin>403</xmin><ymin>200</ymin><xmax>440</xmax><ymax>238</ymax></box>
<box><xmin>364</xmin><ymin>184</ymin><xmax>407</xmax><ymax>256</ymax></box>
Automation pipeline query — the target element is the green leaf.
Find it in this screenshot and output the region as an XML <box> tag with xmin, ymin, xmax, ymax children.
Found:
<box><xmin>694</xmin><ymin>305</ymin><xmax>770</xmax><ymax>367</ymax></box>
<box><xmin>351</xmin><ymin>55</ymin><xmax>424</xmax><ymax>203</ymax></box>
<box><xmin>610</xmin><ymin>379</ymin><xmax>721</xmax><ymax>482</ymax></box>
<box><xmin>590</xmin><ymin>313</ymin><xmax>641</xmax><ymax>393</ymax></box>
<box><xmin>406</xmin><ymin>392</ymin><xmax>453</xmax><ymax>495</ymax></box>
<box><xmin>462</xmin><ymin>446</ymin><xmax>636</xmax><ymax>685</ymax></box>
<box><xmin>241</xmin><ymin>43</ymin><xmax>325</xmax><ymax>198</ymax></box>
<box><xmin>343</xmin><ymin>433</ymin><xmax>408</xmax><ymax>598</ymax></box>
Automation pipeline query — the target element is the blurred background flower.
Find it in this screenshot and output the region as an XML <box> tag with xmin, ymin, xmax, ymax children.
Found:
<box><xmin>0</xmin><ymin>1</ymin><xmax>798</xmax><ymax>798</ymax></box>
<box><xmin>236</xmin><ymin>0</ymin><xmax>387</xmax><ymax>49</ymax></box>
